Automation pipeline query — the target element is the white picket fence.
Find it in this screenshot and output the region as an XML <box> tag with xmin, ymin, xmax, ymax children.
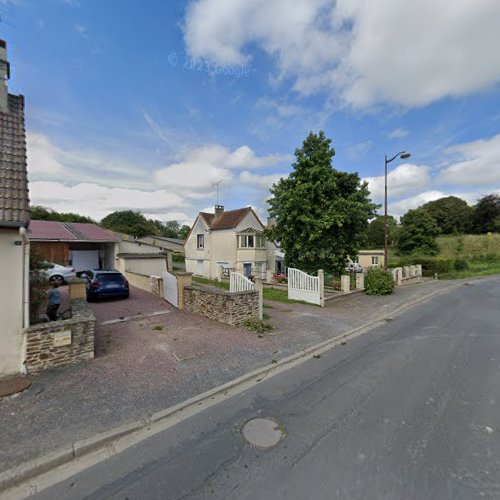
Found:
<box><xmin>230</xmin><ymin>272</ymin><xmax>255</xmax><ymax>293</ymax></box>
<box><xmin>288</xmin><ymin>268</ymin><xmax>324</xmax><ymax>306</ymax></box>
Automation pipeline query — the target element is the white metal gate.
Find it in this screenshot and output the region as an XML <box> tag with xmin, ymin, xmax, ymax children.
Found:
<box><xmin>288</xmin><ymin>268</ymin><xmax>323</xmax><ymax>306</ymax></box>
<box><xmin>230</xmin><ymin>272</ymin><xmax>255</xmax><ymax>292</ymax></box>
<box><xmin>163</xmin><ymin>271</ymin><xmax>178</xmax><ymax>307</ymax></box>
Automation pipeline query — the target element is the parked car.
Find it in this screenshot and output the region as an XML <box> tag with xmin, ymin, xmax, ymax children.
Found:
<box><xmin>346</xmin><ymin>262</ymin><xmax>363</xmax><ymax>273</ymax></box>
<box><xmin>83</xmin><ymin>269</ymin><xmax>129</xmax><ymax>301</ymax></box>
<box><xmin>43</xmin><ymin>262</ymin><xmax>76</xmax><ymax>286</ymax></box>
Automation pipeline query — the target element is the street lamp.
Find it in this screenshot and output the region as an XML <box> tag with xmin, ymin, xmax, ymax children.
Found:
<box><xmin>384</xmin><ymin>150</ymin><xmax>411</xmax><ymax>271</ymax></box>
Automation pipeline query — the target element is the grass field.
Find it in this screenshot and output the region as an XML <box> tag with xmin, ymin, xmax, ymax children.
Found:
<box><xmin>436</xmin><ymin>233</ymin><xmax>500</xmax><ymax>259</ymax></box>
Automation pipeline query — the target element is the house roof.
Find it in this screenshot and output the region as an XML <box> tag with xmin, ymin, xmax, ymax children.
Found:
<box><xmin>29</xmin><ymin>220</ymin><xmax>119</xmax><ymax>242</ymax></box>
<box><xmin>0</xmin><ymin>93</ymin><xmax>29</xmax><ymax>227</ymax></box>
<box><xmin>152</xmin><ymin>236</ymin><xmax>185</xmax><ymax>245</ymax></box>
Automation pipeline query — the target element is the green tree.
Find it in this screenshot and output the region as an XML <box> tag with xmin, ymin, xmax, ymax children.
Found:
<box><xmin>178</xmin><ymin>224</ymin><xmax>191</xmax><ymax>240</ymax></box>
<box><xmin>472</xmin><ymin>193</ymin><xmax>500</xmax><ymax>233</ymax></box>
<box><xmin>101</xmin><ymin>210</ymin><xmax>157</xmax><ymax>238</ymax></box>
<box><xmin>421</xmin><ymin>196</ymin><xmax>473</xmax><ymax>234</ymax></box>
<box><xmin>365</xmin><ymin>215</ymin><xmax>397</xmax><ymax>248</ymax></box>
<box><xmin>397</xmin><ymin>208</ymin><xmax>440</xmax><ymax>255</ymax></box>
<box><xmin>162</xmin><ymin>220</ymin><xmax>181</xmax><ymax>238</ymax></box>
<box><xmin>266</xmin><ymin>131</ymin><xmax>376</xmax><ymax>275</ymax></box>
<box><xmin>30</xmin><ymin>205</ymin><xmax>94</xmax><ymax>223</ymax></box>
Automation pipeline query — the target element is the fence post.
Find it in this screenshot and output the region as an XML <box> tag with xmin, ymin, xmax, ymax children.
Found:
<box><xmin>356</xmin><ymin>272</ymin><xmax>364</xmax><ymax>290</ymax></box>
<box><xmin>266</xmin><ymin>270</ymin><xmax>273</xmax><ymax>284</ymax></box>
<box><xmin>255</xmin><ymin>276</ymin><xmax>263</xmax><ymax>320</ymax></box>
<box><xmin>341</xmin><ymin>275</ymin><xmax>350</xmax><ymax>293</ymax></box>
<box><xmin>175</xmin><ymin>272</ymin><xmax>192</xmax><ymax>309</ymax></box>
<box><xmin>318</xmin><ymin>269</ymin><xmax>325</xmax><ymax>307</ymax></box>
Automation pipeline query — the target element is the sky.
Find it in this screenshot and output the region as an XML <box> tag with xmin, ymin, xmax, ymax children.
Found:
<box><xmin>2</xmin><ymin>0</ymin><xmax>500</xmax><ymax>225</ymax></box>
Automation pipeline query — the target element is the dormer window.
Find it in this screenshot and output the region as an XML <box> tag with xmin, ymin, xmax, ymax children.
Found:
<box><xmin>197</xmin><ymin>234</ymin><xmax>204</xmax><ymax>249</ymax></box>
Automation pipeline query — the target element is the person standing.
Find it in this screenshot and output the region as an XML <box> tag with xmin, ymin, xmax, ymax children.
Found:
<box><xmin>46</xmin><ymin>282</ymin><xmax>61</xmax><ymax>321</ymax></box>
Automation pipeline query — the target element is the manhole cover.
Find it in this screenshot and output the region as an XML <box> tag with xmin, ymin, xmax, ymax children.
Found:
<box><xmin>242</xmin><ymin>418</ymin><xmax>285</xmax><ymax>449</ymax></box>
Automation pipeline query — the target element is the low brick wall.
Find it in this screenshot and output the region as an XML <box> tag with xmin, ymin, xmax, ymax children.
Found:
<box><xmin>183</xmin><ymin>286</ymin><xmax>259</xmax><ymax>326</ymax></box>
<box><xmin>25</xmin><ymin>299</ymin><xmax>95</xmax><ymax>374</ymax></box>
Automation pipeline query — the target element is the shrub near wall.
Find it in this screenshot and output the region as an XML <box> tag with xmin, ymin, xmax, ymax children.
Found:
<box><xmin>365</xmin><ymin>267</ymin><xmax>394</xmax><ymax>295</ymax></box>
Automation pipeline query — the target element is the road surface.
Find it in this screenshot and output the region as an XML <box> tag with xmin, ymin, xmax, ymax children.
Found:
<box><xmin>33</xmin><ymin>278</ymin><xmax>500</xmax><ymax>499</ymax></box>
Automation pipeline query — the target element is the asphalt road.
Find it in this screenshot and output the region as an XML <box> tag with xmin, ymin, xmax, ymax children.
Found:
<box><xmin>33</xmin><ymin>278</ymin><xmax>500</xmax><ymax>500</ymax></box>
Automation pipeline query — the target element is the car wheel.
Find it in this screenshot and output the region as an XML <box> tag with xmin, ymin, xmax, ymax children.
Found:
<box><xmin>49</xmin><ymin>275</ymin><xmax>64</xmax><ymax>286</ymax></box>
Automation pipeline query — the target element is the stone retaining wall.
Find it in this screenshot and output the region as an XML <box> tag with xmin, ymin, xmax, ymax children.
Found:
<box><xmin>24</xmin><ymin>299</ymin><xmax>95</xmax><ymax>374</ymax></box>
<box><xmin>183</xmin><ymin>286</ymin><xmax>259</xmax><ymax>326</ymax></box>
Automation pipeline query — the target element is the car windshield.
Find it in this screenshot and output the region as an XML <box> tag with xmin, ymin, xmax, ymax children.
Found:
<box><xmin>95</xmin><ymin>274</ymin><xmax>124</xmax><ymax>282</ymax></box>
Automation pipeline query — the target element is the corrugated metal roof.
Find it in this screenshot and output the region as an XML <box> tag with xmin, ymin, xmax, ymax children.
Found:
<box><xmin>29</xmin><ymin>220</ymin><xmax>118</xmax><ymax>242</ymax></box>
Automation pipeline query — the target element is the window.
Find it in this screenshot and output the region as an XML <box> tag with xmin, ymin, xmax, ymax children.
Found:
<box><xmin>239</xmin><ymin>235</ymin><xmax>254</xmax><ymax>248</ymax></box>
<box><xmin>372</xmin><ymin>256</ymin><xmax>379</xmax><ymax>265</ymax></box>
<box><xmin>197</xmin><ymin>234</ymin><xmax>204</xmax><ymax>249</ymax></box>
<box><xmin>239</xmin><ymin>234</ymin><xmax>265</xmax><ymax>248</ymax></box>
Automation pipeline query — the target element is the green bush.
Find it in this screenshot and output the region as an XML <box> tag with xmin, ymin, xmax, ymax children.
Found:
<box><xmin>172</xmin><ymin>253</ymin><xmax>185</xmax><ymax>263</ymax></box>
<box><xmin>389</xmin><ymin>255</ymin><xmax>455</xmax><ymax>276</ymax></box>
<box><xmin>453</xmin><ymin>258</ymin><xmax>469</xmax><ymax>271</ymax></box>
<box><xmin>365</xmin><ymin>267</ymin><xmax>394</xmax><ymax>295</ymax></box>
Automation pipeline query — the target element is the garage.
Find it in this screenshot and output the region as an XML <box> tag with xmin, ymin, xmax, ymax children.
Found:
<box><xmin>29</xmin><ymin>220</ymin><xmax>119</xmax><ymax>271</ymax></box>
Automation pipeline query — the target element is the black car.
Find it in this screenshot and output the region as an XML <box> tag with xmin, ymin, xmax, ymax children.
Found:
<box><xmin>83</xmin><ymin>269</ymin><xmax>130</xmax><ymax>301</ymax></box>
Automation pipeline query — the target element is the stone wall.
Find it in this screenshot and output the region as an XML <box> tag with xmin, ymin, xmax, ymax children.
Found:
<box><xmin>183</xmin><ymin>286</ymin><xmax>259</xmax><ymax>326</ymax></box>
<box><xmin>24</xmin><ymin>299</ymin><xmax>95</xmax><ymax>374</ymax></box>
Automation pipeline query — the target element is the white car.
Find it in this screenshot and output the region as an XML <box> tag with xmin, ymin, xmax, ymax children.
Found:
<box><xmin>44</xmin><ymin>262</ymin><xmax>77</xmax><ymax>286</ymax></box>
<box><xmin>346</xmin><ymin>262</ymin><xmax>363</xmax><ymax>273</ymax></box>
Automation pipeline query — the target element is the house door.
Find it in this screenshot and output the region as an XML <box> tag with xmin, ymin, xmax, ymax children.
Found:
<box><xmin>243</xmin><ymin>262</ymin><xmax>252</xmax><ymax>277</ymax></box>
<box><xmin>196</xmin><ymin>260</ymin><xmax>204</xmax><ymax>275</ymax></box>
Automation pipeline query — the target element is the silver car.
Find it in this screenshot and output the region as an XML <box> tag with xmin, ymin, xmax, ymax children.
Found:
<box><xmin>44</xmin><ymin>262</ymin><xmax>77</xmax><ymax>286</ymax></box>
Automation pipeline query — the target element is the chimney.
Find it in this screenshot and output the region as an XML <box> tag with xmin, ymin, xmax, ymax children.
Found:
<box><xmin>214</xmin><ymin>205</ymin><xmax>224</xmax><ymax>217</ymax></box>
<box><xmin>0</xmin><ymin>40</ymin><xmax>10</xmax><ymax>113</ymax></box>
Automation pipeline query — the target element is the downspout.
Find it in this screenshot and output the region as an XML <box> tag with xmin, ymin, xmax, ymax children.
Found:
<box><xmin>19</xmin><ymin>226</ymin><xmax>30</xmax><ymax>328</ymax></box>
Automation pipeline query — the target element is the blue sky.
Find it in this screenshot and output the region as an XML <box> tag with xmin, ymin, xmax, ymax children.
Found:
<box><xmin>2</xmin><ymin>0</ymin><xmax>500</xmax><ymax>224</ymax></box>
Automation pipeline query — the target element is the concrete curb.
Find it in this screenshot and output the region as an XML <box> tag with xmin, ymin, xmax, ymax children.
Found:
<box><xmin>0</xmin><ymin>277</ymin><xmax>494</xmax><ymax>493</ymax></box>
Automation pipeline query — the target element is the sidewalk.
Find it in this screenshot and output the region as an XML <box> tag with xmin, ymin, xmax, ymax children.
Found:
<box><xmin>0</xmin><ymin>279</ymin><xmax>475</xmax><ymax>474</ymax></box>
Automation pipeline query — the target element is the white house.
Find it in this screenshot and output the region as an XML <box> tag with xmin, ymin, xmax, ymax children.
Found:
<box><xmin>185</xmin><ymin>205</ymin><xmax>278</xmax><ymax>279</ymax></box>
<box><xmin>0</xmin><ymin>39</ymin><xmax>30</xmax><ymax>376</ymax></box>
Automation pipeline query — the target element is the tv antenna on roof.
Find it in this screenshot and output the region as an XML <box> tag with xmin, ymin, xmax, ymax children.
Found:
<box><xmin>212</xmin><ymin>180</ymin><xmax>223</xmax><ymax>205</ymax></box>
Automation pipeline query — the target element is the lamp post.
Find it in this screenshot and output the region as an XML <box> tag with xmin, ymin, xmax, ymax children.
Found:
<box><xmin>384</xmin><ymin>151</ymin><xmax>411</xmax><ymax>271</ymax></box>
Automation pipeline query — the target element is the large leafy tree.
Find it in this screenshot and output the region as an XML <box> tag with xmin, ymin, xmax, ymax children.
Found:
<box><xmin>101</xmin><ymin>210</ymin><xmax>158</xmax><ymax>238</ymax></box>
<box><xmin>472</xmin><ymin>193</ymin><xmax>500</xmax><ymax>233</ymax></box>
<box><xmin>365</xmin><ymin>215</ymin><xmax>398</xmax><ymax>248</ymax></box>
<box><xmin>178</xmin><ymin>224</ymin><xmax>191</xmax><ymax>240</ymax></box>
<box><xmin>421</xmin><ymin>196</ymin><xmax>473</xmax><ymax>234</ymax></box>
<box><xmin>397</xmin><ymin>208</ymin><xmax>440</xmax><ymax>255</ymax></box>
<box><xmin>30</xmin><ymin>205</ymin><xmax>94</xmax><ymax>223</ymax></box>
<box><xmin>267</xmin><ymin>131</ymin><xmax>376</xmax><ymax>275</ymax></box>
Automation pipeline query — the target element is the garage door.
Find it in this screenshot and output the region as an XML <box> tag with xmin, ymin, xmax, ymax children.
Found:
<box><xmin>71</xmin><ymin>250</ymin><xmax>100</xmax><ymax>272</ymax></box>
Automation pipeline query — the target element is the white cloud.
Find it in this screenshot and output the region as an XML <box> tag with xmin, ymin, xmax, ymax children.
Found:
<box><xmin>364</xmin><ymin>164</ymin><xmax>431</xmax><ymax>200</ymax></box>
<box><xmin>388</xmin><ymin>191</ymin><xmax>446</xmax><ymax>219</ymax></box>
<box><xmin>388</xmin><ymin>128</ymin><xmax>410</xmax><ymax>139</ymax></box>
<box><xmin>183</xmin><ymin>0</ymin><xmax>500</xmax><ymax>108</ymax></box>
<box><xmin>154</xmin><ymin>144</ymin><xmax>291</xmax><ymax>195</ymax></box>
<box><xmin>438</xmin><ymin>133</ymin><xmax>500</xmax><ymax>186</ymax></box>
<box><xmin>239</xmin><ymin>171</ymin><xmax>284</xmax><ymax>189</ymax></box>
<box><xmin>27</xmin><ymin>133</ymin><xmax>65</xmax><ymax>176</ymax></box>
<box><xmin>30</xmin><ymin>181</ymin><xmax>187</xmax><ymax>222</ymax></box>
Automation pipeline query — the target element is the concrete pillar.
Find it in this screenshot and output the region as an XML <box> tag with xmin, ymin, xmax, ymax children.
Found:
<box><xmin>266</xmin><ymin>269</ymin><xmax>273</xmax><ymax>283</ymax></box>
<box><xmin>396</xmin><ymin>267</ymin><xmax>402</xmax><ymax>286</ymax></box>
<box><xmin>416</xmin><ymin>264</ymin><xmax>422</xmax><ymax>277</ymax></box>
<box><xmin>68</xmin><ymin>278</ymin><xmax>87</xmax><ymax>300</ymax></box>
<box><xmin>216</xmin><ymin>265</ymin><xmax>223</xmax><ymax>282</ymax></box>
<box><xmin>318</xmin><ymin>269</ymin><xmax>325</xmax><ymax>307</ymax></box>
<box><xmin>255</xmin><ymin>277</ymin><xmax>264</xmax><ymax>319</ymax></box>
<box><xmin>403</xmin><ymin>266</ymin><xmax>410</xmax><ymax>279</ymax></box>
<box><xmin>174</xmin><ymin>272</ymin><xmax>192</xmax><ymax>310</ymax></box>
<box><xmin>356</xmin><ymin>272</ymin><xmax>364</xmax><ymax>290</ymax></box>
<box><xmin>341</xmin><ymin>275</ymin><xmax>350</xmax><ymax>293</ymax></box>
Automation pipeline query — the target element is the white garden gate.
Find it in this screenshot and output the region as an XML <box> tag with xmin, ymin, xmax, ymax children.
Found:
<box><xmin>229</xmin><ymin>272</ymin><xmax>255</xmax><ymax>292</ymax></box>
<box><xmin>163</xmin><ymin>271</ymin><xmax>178</xmax><ymax>307</ymax></box>
<box><xmin>288</xmin><ymin>268</ymin><xmax>324</xmax><ymax>306</ymax></box>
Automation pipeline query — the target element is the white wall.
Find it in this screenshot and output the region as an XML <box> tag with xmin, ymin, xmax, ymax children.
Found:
<box><xmin>0</xmin><ymin>228</ymin><xmax>26</xmax><ymax>375</ymax></box>
<box><xmin>185</xmin><ymin>216</ymin><xmax>211</xmax><ymax>276</ymax></box>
